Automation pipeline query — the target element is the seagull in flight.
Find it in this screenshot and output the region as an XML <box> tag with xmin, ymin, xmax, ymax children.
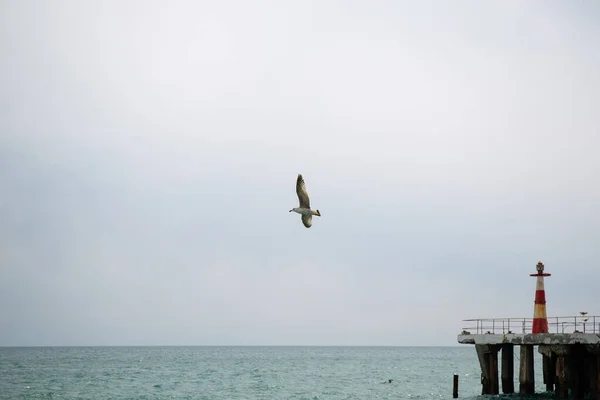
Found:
<box><xmin>289</xmin><ymin>174</ymin><xmax>321</xmax><ymax>228</ymax></box>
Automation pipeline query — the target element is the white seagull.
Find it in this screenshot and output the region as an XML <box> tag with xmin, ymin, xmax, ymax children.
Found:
<box><xmin>289</xmin><ymin>174</ymin><xmax>321</xmax><ymax>228</ymax></box>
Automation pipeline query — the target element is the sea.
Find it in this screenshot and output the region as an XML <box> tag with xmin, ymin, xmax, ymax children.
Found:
<box><xmin>0</xmin><ymin>346</ymin><xmax>555</xmax><ymax>400</ymax></box>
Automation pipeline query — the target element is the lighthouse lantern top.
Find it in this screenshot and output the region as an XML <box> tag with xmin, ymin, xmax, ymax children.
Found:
<box><xmin>536</xmin><ymin>262</ymin><xmax>544</xmax><ymax>272</ymax></box>
<box><xmin>531</xmin><ymin>261</ymin><xmax>551</xmax><ymax>277</ymax></box>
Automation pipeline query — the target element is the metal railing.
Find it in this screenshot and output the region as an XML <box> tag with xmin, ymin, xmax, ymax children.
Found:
<box><xmin>461</xmin><ymin>316</ymin><xmax>600</xmax><ymax>335</ymax></box>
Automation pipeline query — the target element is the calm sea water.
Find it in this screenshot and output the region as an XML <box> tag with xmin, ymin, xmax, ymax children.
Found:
<box><xmin>0</xmin><ymin>346</ymin><xmax>555</xmax><ymax>400</ymax></box>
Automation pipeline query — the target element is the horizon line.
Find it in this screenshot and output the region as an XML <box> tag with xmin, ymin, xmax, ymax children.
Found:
<box><xmin>0</xmin><ymin>344</ymin><xmax>464</xmax><ymax>348</ymax></box>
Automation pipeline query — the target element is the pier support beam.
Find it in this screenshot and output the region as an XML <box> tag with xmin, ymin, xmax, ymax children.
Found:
<box><xmin>519</xmin><ymin>345</ymin><xmax>535</xmax><ymax>394</ymax></box>
<box><xmin>489</xmin><ymin>347</ymin><xmax>500</xmax><ymax>395</ymax></box>
<box><xmin>539</xmin><ymin>345</ymin><xmax>556</xmax><ymax>393</ymax></box>
<box><xmin>542</xmin><ymin>353</ymin><xmax>556</xmax><ymax>392</ymax></box>
<box><xmin>588</xmin><ymin>353</ymin><xmax>596</xmax><ymax>398</ymax></box>
<box><xmin>569</xmin><ymin>345</ymin><xmax>586</xmax><ymax>399</ymax></box>
<box><xmin>586</xmin><ymin>347</ymin><xmax>600</xmax><ymax>400</ymax></box>
<box><xmin>501</xmin><ymin>344</ymin><xmax>514</xmax><ymax>394</ymax></box>
<box><xmin>588</xmin><ymin>354</ymin><xmax>597</xmax><ymax>400</ymax></box>
<box><xmin>476</xmin><ymin>345</ymin><xmax>490</xmax><ymax>395</ymax></box>
<box><xmin>595</xmin><ymin>354</ymin><xmax>600</xmax><ymax>400</ymax></box>
<box><xmin>556</xmin><ymin>354</ymin><xmax>568</xmax><ymax>398</ymax></box>
<box><xmin>476</xmin><ymin>344</ymin><xmax>500</xmax><ymax>395</ymax></box>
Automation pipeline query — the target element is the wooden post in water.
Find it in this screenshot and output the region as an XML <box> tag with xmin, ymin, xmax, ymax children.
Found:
<box><xmin>501</xmin><ymin>344</ymin><xmax>514</xmax><ymax>393</ymax></box>
<box><xmin>453</xmin><ymin>374</ymin><xmax>459</xmax><ymax>398</ymax></box>
<box><xmin>519</xmin><ymin>345</ymin><xmax>535</xmax><ymax>394</ymax></box>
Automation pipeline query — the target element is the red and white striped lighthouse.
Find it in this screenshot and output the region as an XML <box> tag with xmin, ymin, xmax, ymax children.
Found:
<box><xmin>530</xmin><ymin>261</ymin><xmax>551</xmax><ymax>334</ymax></box>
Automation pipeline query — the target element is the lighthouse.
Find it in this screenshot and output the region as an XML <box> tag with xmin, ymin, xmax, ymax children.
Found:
<box><xmin>530</xmin><ymin>261</ymin><xmax>551</xmax><ymax>334</ymax></box>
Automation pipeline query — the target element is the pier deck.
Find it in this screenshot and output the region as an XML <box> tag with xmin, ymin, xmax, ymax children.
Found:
<box><xmin>458</xmin><ymin>332</ymin><xmax>600</xmax><ymax>346</ymax></box>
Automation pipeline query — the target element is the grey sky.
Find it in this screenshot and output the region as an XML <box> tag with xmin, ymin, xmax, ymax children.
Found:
<box><xmin>1</xmin><ymin>0</ymin><xmax>599</xmax><ymax>346</ymax></box>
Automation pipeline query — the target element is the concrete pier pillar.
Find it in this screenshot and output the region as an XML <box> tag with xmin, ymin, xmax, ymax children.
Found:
<box><xmin>583</xmin><ymin>352</ymin><xmax>596</xmax><ymax>400</ymax></box>
<box><xmin>588</xmin><ymin>353</ymin><xmax>597</xmax><ymax>400</ymax></box>
<box><xmin>519</xmin><ymin>345</ymin><xmax>535</xmax><ymax>394</ymax></box>
<box><xmin>476</xmin><ymin>345</ymin><xmax>491</xmax><ymax>395</ymax></box>
<box><xmin>595</xmin><ymin>354</ymin><xmax>600</xmax><ymax>400</ymax></box>
<box><xmin>586</xmin><ymin>349</ymin><xmax>600</xmax><ymax>400</ymax></box>
<box><xmin>476</xmin><ymin>344</ymin><xmax>500</xmax><ymax>395</ymax></box>
<box><xmin>489</xmin><ymin>348</ymin><xmax>499</xmax><ymax>395</ymax></box>
<box><xmin>569</xmin><ymin>346</ymin><xmax>586</xmax><ymax>399</ymax></box>
<box><xmin>501</xmin><ymin>344</ymin><xmax>514</xmax><ymax>394</ymax></box>
<box><xmin>583</xmin><ymin>352</ymin><xmax>593</xmax><ymax>398</ymax></box>
<box><xmin>556</xmin><ymin>354</ymin><xmax>568</xmax><ymax>398</ymax></box>
<box><xmin>543</xmin><ymin>353</ymin><xmax>556</xmax><ymax>392</ymax></box>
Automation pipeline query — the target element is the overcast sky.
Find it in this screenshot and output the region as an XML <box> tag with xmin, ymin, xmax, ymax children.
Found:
<box><xmin>1</xmin><ymin>0</ymin><xmax>599</xmax><ymax>346</ymax></box>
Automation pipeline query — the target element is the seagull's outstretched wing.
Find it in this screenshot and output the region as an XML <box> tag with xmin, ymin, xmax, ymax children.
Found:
<box><xmin>296</xmin><ymin>174</ymin><xmax>311</xmax><ymax>208</ymax></box>
<box><xmin>301</xmin><ymin>214</ymin><xmax>312</xmax><ymax>228</ymax></box>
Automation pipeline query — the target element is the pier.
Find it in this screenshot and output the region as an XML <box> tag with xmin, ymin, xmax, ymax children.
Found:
<box><xmin>457</xmin><ymin>262</ymin><xmax>599</xmax><ymax>399</ymax></box>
